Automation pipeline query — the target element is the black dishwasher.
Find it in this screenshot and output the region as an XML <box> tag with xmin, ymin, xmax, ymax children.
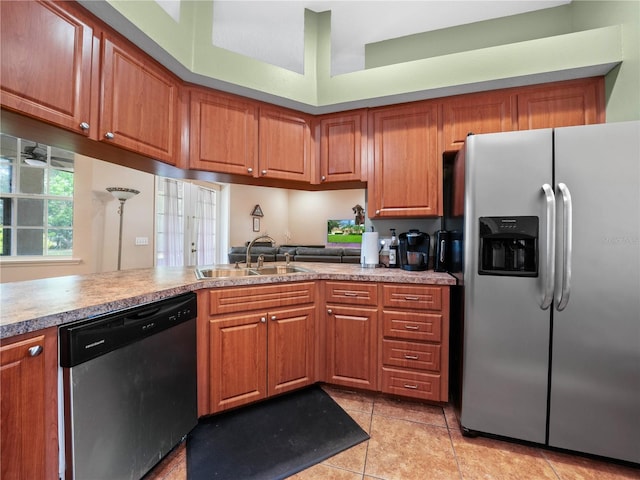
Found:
<box><xmin>59</xmin><ymin>292</ymin><xmax>197</xmax><ymax>480</ymax></box>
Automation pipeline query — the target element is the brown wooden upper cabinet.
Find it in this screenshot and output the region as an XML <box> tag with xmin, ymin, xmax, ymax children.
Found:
<box><xmin>189</xmin><ymin>89</ymin><xmax>258</xmax><ymax>176</ymax></box>
<box><xmin>517</xmin><ymin>77</ymin><xmax>605</xmax><ymax>130</ymax></box>
<box><xmin>258</xmin><ymin>106</ymin><xmax>313</xmax><ymax>182</ymax></box>
<box><xmin>316</xmin><ymin>110</ymin><xmax>367</xmax><ymax>183</ymax></box>
<box><xmin>100</xmin><ymin>33</ymin><xmax>182</xmax><ymax>165</ymax></box>
<box><xmin>0</xmin><ymin>0</ymin><xmax>94</xmax><ymax>136</ymax></box>
<box><xmin>368</xmin><ymin>101</ymin><xmax>441</xmax><ymax>218</ymax></box>
<box><xmin>442</xmin><ymin>90</ymin><xmax>514</xmax><ymax>151</ymax></box>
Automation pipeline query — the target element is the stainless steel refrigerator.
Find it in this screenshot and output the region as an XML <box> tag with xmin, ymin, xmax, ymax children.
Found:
<box><xmin>459</xmin><ymin>121</ymin><xmax>640</xmax><ymax>464</ymax></box>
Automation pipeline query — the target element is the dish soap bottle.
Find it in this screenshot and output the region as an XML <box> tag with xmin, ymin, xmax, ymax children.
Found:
<box><xmin>389</xmin><ymin>229</ymin><xmax>399</xmax><ymax>268</ymax></box>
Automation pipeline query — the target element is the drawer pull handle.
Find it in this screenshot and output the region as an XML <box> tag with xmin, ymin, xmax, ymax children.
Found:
<box><xmin>28</xmin><ymin>345</ymin><xmax>43</xmax><ymax>357</ymax></box>
<box><xmin>404</xmin><ymin>296</ymin><xmax>420</xmax><ymax>301</ymax></box>
<box><xmin>403</xmin><ymin>384</ymin><xmax>418</xmax><ymax>389</ymax></box>
<box><xmin>404</xmin><ymin>325</ymin><xmax>419</xmax><ymax>330</ymax></box>
<box><xmin>404</xmin><ymin>354</ymin><xmax>419</xmax><ymax>360</ymax></box>
<box><xmin>343</xmin><ymin>292</ymin><xmax>358</xmax><ymax>297</ymax></box>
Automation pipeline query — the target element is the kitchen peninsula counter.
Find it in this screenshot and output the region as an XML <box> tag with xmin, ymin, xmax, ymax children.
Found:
<box><xmin>0</xmin><ymin>263</ymin><xmax>455</xmax><ymax>339</ymax></box>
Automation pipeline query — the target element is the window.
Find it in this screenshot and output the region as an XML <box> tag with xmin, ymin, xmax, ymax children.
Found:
<box><xmin>0</xmin><ymin>134</ymin><xmax>74</xmax><ymax>257</ymax></box>
<box><xmin>156</xmin><ymin>177</ymin><xmax>219</xmax><ymax>266</ymax></box>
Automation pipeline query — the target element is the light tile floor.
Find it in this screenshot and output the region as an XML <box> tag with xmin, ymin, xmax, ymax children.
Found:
<box><xmin>145</xmin><ymin>386</ymin><xmax>639</xmax><ymax>480</ymax></box>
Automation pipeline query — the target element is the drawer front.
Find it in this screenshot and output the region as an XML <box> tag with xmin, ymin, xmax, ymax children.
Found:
<box><xmin>382</xmin><ymin>339</ymin><xmax>440</xmax><ymax>372</ymax></box>
<box><xmin>325</xmin><ymin>281</ymin><xmax>378</xmax><ymax>306</ymax></box>
<box><xmin>382</xmin><ymin>284</ymin><xmax>442</xmax><ymax>311</ymax></box>
<box><xmin>382</xmin><ymin>310</ymin><xmax>442</xmax><ymax>342</ymax></box>
<box><xmin>209</xmin><ymin>282</ymin><xmax>315</xmax><ymax>315</ymax></box>
<box><xmin>381</xmin><ymin>367</ymin><xmax>442</xmax><ymax>401</ymax></box>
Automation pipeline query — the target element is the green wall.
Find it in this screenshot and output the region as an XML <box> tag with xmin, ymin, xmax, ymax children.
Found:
<box><xmin>101</xmin><ymin>0</ymin><xmax>638</xmax><ymax>120</ymax></box>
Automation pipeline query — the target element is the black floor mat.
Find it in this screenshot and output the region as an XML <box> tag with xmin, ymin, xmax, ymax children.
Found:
<box><xmin>186</xmin><ymin>385</ymin><xmax>369</xmax><ymax>480</ymax></box>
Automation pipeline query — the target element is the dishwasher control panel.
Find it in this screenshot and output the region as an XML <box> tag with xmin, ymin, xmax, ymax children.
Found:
<box><xmin>59</xmin><ymin>292</ymin><xmax>197</xmax><ymax>367</ymax></box>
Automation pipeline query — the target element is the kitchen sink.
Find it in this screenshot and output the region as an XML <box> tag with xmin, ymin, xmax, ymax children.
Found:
<box><xmin>195</xmin><ymin>268</ymin><xmax>259</xmax><ymax>279</ymax></box>
<box><xmin>195</xmin><ymin>264</ymin><xmax>314</xmax><ymax>279</ymax></box>
<box><xmin>254</xmin><ymin>265</ymin><xmax>314</xmax><ymax>275</ymax></box>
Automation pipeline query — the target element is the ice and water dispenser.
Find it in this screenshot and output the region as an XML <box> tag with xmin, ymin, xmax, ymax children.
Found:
<box><xmin>478</xmin><ymin>216</ymin><xmax>538</xmax><ymax>276</ymax></box>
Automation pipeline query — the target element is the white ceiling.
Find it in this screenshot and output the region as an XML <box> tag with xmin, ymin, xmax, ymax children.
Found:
<box><xmin>195</xmin><ymin>0</ymin><xmax>571</xmax><ymax>75</ymax></box>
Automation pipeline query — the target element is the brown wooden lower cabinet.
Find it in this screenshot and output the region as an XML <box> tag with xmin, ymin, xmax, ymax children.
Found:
<box><xmin>325</xmin><ymin>304</ymin><xmax>378</xmax><ymax>390</ymax></box>
<box><xmin>379</xmin><ymin>283</ymin><xmax>450</xmax><ymax>402</ymax></box>
<box><xmin>201</xmin><ymin>283</ymin><xmax>316</xmax><ymax>414</ymax></box>
<box><xmin>199</xmin><ymin>280</ymin><xmax>451</xmax><ymax>415</ymax></box>
<box><xmin>1</xmin><ymin>327</ymin><xmax>58</xmax><ymax>480</ymax></box>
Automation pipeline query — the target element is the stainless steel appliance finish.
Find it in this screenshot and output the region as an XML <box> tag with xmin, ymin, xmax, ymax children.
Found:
<box><xmin>459</xmin><ymin>121</ymin><xmax>640</xmax><ymax>463</ymax></box>
<box><xmin>60</xmin><ymin>293</ymin><xmax>198</xmax><ymax>480</ymax></box>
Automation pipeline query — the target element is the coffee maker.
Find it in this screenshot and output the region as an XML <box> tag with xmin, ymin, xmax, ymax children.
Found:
<box><xmin>398</xmin><ymin>230</ymin><xmax>430</xmax><ymax>271</ymax></box>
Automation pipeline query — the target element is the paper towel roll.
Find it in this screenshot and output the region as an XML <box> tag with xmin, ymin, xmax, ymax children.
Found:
<box><xmin>360</xmin><ymin>232</ymin><xmax>379</xmax><ymax>268</ymax></box>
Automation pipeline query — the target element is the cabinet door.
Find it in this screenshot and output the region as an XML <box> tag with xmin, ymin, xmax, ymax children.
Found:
<box><xmin>442</xmin><ymin>91</ymin><xmax>513</xmax><ymax>151</ymax></box>
<box><xmin>369</xmin><ymin>102</ymin><xmax>440</xmax><ymax>217</ymax></box>
<box><xmin>517</xmin><ymin>77</ymin><xmax>604</xmax><ymax>130</ymax></box>
<box><xmin>189</xmin><ymin>89</ymin><xmax>258</xmax><ymax>176</ymax></box>
<box><xmin>258</xmin><ymin>106</ymin><xmax>311</xmax><ymax>181</ymax></box>
<box><xmin>1</xmin><ymin>329</ymin><xmax>57</xmax><ymax>480</ymax></box>
<box><xmin>209</xmin><ymin>313</ymin><xmax>267</xmax><ymax>413</ymax></box>
<box><xmin>100</xmin><ymin>35</ymin><xmax>180</xmax><ymax>164</ymax></box>
<box><xmin>0</xmin><ymin>0</ymin><xmax>93</xmax><ymax>135</ymax></box>
<box><xmin>318</xmin><ymin>111</ymin><xmax>366</xmax><ymax>183</ymax></box>
<box><xmin>268</xmin><ymin>305</ymin><xmax>315</xmax><ymax>396</ymax></box>
<box><xmin>326</xmin><ymin>304</ymin><xmax>378</xmax><ymax>390</ymax></box>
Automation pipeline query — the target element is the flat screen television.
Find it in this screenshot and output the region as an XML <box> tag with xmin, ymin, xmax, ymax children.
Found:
<box><xmin>327</xmin><ymin>219</ymin><xmax>364</xmax><ymax>245</ymax></box>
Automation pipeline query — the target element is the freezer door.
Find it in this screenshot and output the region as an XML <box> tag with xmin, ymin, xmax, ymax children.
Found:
<box><xmin>460</xmin><ymin>129</ymin><xmax>553</xmax><ymax>443</ymax></box>
<box><xmin>549</xmin><ymin>121</ymin><xmax>640</xmax><ymax>463</ymax></box>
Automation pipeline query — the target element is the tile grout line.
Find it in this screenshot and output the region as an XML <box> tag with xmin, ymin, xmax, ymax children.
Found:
<box><xmin>540</xmin><ymin>449</ymin><xmax>564</xmax><ymax>480</ymax></box>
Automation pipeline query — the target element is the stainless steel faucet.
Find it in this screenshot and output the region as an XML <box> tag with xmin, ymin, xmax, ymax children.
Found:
<box><xmin>246</xmin><ymin>234</ymin><xmax>275</xmax><ymax>268</ymax></box>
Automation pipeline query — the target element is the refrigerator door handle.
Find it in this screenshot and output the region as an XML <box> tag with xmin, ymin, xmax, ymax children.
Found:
<box><xmin>556</xmin><ymin>182</ymin><xmax>573</xmax><ymax>311</ymax></box>
<box><xmin>541</xmin><ymin>183</ymin><xmax>556</xmax><ymax>310</ymax></box>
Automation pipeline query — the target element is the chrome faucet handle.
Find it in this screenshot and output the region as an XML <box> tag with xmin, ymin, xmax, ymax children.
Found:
<box><xmin>257</xmin><ymin>254</ymin><xmax>265</xmax><ymax>269</ymax></box>
<box><xmin>284</xmin><ymin>252</ymin><xmax>291</xmax><ymax>266</ymax></box>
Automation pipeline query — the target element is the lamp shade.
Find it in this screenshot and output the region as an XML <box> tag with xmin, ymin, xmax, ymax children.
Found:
<box><xmin>106</xmin><ymin>187</ymin><xmax>140</xmax><ymax>201</ymax></box>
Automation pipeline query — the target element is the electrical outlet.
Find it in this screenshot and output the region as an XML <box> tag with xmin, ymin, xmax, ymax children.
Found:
<box><xmin>135</xmin><ymin>237</ymin><xmax>149</xmax><ymax>246</ymax></box>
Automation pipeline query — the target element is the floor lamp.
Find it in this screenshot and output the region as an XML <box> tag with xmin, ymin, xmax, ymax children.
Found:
<box><xmin>106</xmin><ymin>187</ymin><xmax>140</xmax><ymax>270</ymax></box>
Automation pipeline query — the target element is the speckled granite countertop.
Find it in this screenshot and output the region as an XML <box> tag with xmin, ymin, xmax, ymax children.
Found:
<box><xmin>0</xmin><ymin>263</ymin><xmax>456</xmax><ymax>339</ymax></box>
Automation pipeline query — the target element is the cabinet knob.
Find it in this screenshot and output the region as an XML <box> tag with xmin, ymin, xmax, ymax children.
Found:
<box><xmin>28</xmin><ymin>345</ymin><xmax>43</xmax><ymax>357</ymax></box>
<box><xmin>327</xmin><ymin>309</ymin><xmax>333</xmax><ymax>315</ymax></box>
<box><xmin>321</xmin><ymin>175</ymin><xmax>326</xmax><ymax>182</ymax></box>
<box><xmin>247</xmin><ymin>168</ymin><xmax>253</xmax><ymax>173</ymax></box>
<box><xmin>260</xmin><ymin>317</ymin><xmax>266</xmax><ymax>323</ymax></box>
<box><xmin>104</xmin><ymin>132</ymin><xmax>115</xmax><ymax>140</ymax></box>
<box><xmin>270</xmin><ymin>315</ymin><xmax>277</xmax><ymax>321</ymax></box>
<box><xmin>375</xmin><ymin>210</ymin><xmax>380</xmax><ymax>215</ymax></box>
<box><xmin>261</xmin><ymin>169</ymin><xmax>267</xmax><ymax>175</ymax></box>
<box><xmin>79</xmin><ymin>122</ymin><xmax>90</xmax><ymax>131</ymax></box>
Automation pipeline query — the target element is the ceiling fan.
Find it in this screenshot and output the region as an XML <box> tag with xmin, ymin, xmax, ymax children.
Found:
<box><xmin>21</xmin><ymin>143</ymin><xmax>74</xmax><ymax>169</ymax></box>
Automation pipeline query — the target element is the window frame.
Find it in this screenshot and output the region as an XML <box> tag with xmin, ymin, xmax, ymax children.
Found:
<box><xmin>0</xmin><ymin>135</ymin><xmax>75</xmax><ymax>259</ymax></box>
